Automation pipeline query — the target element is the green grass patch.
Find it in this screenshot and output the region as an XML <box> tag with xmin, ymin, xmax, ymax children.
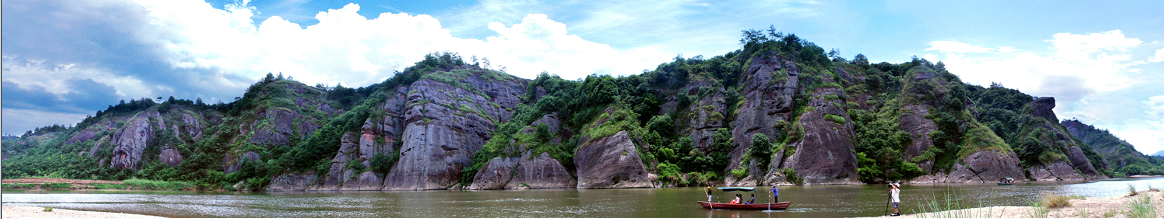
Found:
<box><xmin>123</xmin><ymin>178</ymin><xmax>196</xmax><ymax>190</ymax></box>
<box><xmin>1126</xmin><ymin>195</ymin><xmax>1157</xmax><ymax>218</ymax></box>
<box><xmin>91</xmin><ymin>183</ymin><xmax>128</xmax><ymax>189</ymax></box>
<box><xmin>824</xmin><ymin>114</ymin><xmax>846</xmax><ymax>125</ymax></box>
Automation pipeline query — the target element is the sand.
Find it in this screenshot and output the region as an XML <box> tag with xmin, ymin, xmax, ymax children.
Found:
<box><xmin>883</xmin><ymin>190</ymin><xmax>1164</xmax><ymax>218</ymax></box>
<box><xmin>1</xmin><ymin>206</ymin><xmax>162</xmax><ymax>218</ymax></box>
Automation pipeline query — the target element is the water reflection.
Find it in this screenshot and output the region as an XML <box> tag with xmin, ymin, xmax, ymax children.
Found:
<box><xmin>4</xmin><ymin>177</ymin><xmax>1163</xmax><ymax>218</ymax></box>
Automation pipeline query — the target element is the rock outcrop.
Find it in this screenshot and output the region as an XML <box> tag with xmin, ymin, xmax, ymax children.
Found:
<box><xmin>109</xmin><ymin>112</ymin><xmax>157</xmax><ymax>170</ymax></box>
<box><xmin>223</xmin><ymin>151</ymin><xmax>260</xmax><ymax>174</ymax></box>
<box><xmin>574</xmin><ymin>131</ymin><xmax>651</xmax><ymax>189</ymax></box>
<box><xmin>778</xmin><ymin>87</ymin><xmax>861</xmax><ymax>185</ymax></box>
<box><xmin>159</xmin><ymin>145</ymin><xmax>183</xmax><ymax>166</ymax></box>
<box><xmin>730</xmin><ymin>51</ymin><xmax>799</xmax><ymax>171</ymax></box>
<box><xmin>383</xmin><ymin>72</ymin><xmax>525</xmax><ymax>190</ymax></box>
<box><xmin>266</xmin><ymin>171</ymin><xmax>319</xmax><ymax>191</ymax></box>
<box><xmin>468</xmin><ymin>151</ymin><xmax>575</xmax><ymax>190</ymax></box>
<box><xmin>248</xmin><ymin>108</ymin><xmax>299</xmax><ymax>147</ymax></box>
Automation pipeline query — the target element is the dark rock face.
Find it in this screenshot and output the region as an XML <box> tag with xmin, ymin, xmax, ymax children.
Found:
<box><xmin>780</xmin><ymin>88</ymin><xmax>861</xmax><ymax>185</ymax></box>
<box><xmin>266</xmin><ymin>171</ymin><xmax>319</xmax><ymax>191</ymax></box>
<box><xmin>180</xmin><ymin>113</ymin><xmax>203</xmax><ymax>141</ymax></box>
<box><xmin>730</xmin><ymin>51</ymin><xmax>799</xmax><ymax>171</ymax></box>
<box><xmin>159</xmin><ymin>145</ymin><xmax>183</xmax><ymax>166</ymax></box>
<box><xmin>682</xmin><ymin>81</ymin><xmax>728</xmax><ymax>151</ymax></box>
<box><xmin>1030</xmin><ymin>97</ymin><xmax>1058</xmax><ymax>122</ymax></box>
<box><xmin>900</xmin><ymin>105</ymin><xmax>938</xmax><ymax>172</ymax></box>
<box><xmin>110</xmin><ymin>112</ymin><xmax>156</xmax><ymax>170</ymax></box>
<box><xmin>575</xmin><ymin>131</ymin><xmax>651</xmax><ymax>189</ymax></box>
<box><xmin>65</xmin><ymin>129</ymin><xmax>98</xmax><ymax>145</ymax></box>
<box><xmin>313</xmin><ymin>133</ymin><xmax>361</xmax><ymax>191</ymax></box>
<box><xmin>383</xmin><ymin>76</ymin><xmax>524</xmax><ymax>190</ymax></box>
<box><xmin>223</xmin><ymin>151</ymin><xmax>260</xmax><ymax>174</ymax></box>
<box><xmin>469</xmin><ymin>151</ymin><xmax>576</xmax><ymax>190</ymax></box>
<box><xmin>912</xmin><ymin>150</ymin><xmax>1025</xmax><ymax>183</ymax></box>
<box><xmin>248</xmin><ymin>108</ymin><xmax>299</xmax><ymax>147</ymax></box>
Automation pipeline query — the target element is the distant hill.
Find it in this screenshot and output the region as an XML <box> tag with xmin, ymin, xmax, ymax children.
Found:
<box><xmin>1062</xmin><ymin>119</ymin><xmax>1164</xmax><ymax>176</ymax></box>
<box><xmin>1152</xmin><ymin>150</ymin><xmax>1164</xmax><ymax>157</ymax></box>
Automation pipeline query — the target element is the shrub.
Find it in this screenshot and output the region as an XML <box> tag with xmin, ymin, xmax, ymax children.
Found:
<box><xmin>370</xmin><ymin>152</ymin><xmax>400</xmax><ymax>174</ymax></box>
<box><xmin>824</xmin><ymin>114</ymin><xmax>846</xmax><ymax>125</ymax></box>
<box><xmin>1038</xmin><ymin>194</ymin><xmax>1072</xmax><ymax>208</ymax></box>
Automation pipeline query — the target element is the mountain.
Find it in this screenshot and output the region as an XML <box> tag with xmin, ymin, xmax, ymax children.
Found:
<box><xmin>1062</xmin><ymin>119</ymin><xmax>1164</xmax><ymax>176</ymax></box>
<box><xmin>5</xmin><ymin>30</ymin><xmax>1159</xmax><ymax>191</ymax></box>
<box><xmin>1154</xmin><ymin>151</ymin><xmax>1164</xmax><ymax>157</ymax></box>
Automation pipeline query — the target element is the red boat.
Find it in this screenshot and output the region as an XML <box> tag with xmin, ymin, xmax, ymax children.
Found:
<box><xmin>697</xmin><ymin>201</ymin><xmax>791</xmax><ymax>210</ymax></box>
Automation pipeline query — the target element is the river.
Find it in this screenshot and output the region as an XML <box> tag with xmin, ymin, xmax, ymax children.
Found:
<box><xmin>4</xmin><ymin>177</ymin><xmax>1164</xmax><ymax>218</ymax></box>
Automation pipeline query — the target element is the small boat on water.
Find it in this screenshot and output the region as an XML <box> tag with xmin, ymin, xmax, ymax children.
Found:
<box><xmin>998</xmin><ymin>177</ymin><xmax>1015</xmax><ymax>185</ymax></box>
<box><xmin>698</xmin><ymin>187</ymin><xmax>792</xmax><ymax>210</ymax></box>
<box><xmin>698</xmin><ymin>201</ymin><xmax>791</xmax><ymax>210</ymax></box>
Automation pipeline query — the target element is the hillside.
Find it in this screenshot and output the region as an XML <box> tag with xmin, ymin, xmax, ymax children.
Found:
<box><xmin>3</xmin><ymin>29</ymin><xmax>1158</xmax><ymax>191</ymax></box>
<box><xmin>1062</xmin><ymin>119</ymin><xmax>1164</xmax><ymax>176</ymax></box>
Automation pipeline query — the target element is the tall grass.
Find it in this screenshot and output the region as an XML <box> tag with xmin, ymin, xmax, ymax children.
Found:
<box><xmin>911</xmin><ymin>187</ymin><xmax>998</xmax><ymax>218</ymax></box>
<box><xmin>123</xmin><ymin>178</ymin><xmax>195</xmax><ymax>190</ymax></box>
<box><xmin>1126</xmin><ymin>195</ymin><xmax>1157</xmax><ymax>218</ymax></box>
<box><xmin>1128</xmin><ymin>183</ymin><xmax>1138</xmax><ymax>196</ymax></box>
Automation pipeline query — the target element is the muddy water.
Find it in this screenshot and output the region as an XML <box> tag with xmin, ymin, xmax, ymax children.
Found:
<box><xmin>4</xmin><ymin>177</ymin><xmax>1164</xmax><ymax>217</ymax></box>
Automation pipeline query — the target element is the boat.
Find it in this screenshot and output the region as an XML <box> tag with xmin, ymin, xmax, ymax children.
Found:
<box><xmin>998</xmin><ymin>177</ymin><xmax>1015</xmax><ymax>185</ymax></box>
<box><xmin>697</xmin><ymin>201</ymin><xmax>791</xmax><ymax>210</ymax></box>
<box><xmin>699</xmin><ymin>186</ymin><xmax>792</xmax><ymax>210</ymax></box>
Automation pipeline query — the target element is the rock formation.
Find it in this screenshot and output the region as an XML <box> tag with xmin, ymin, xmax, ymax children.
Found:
<box><xmin>575</xmin><ymin>131</ymin><xmax>651</xmax><ymax>189</ymax></box>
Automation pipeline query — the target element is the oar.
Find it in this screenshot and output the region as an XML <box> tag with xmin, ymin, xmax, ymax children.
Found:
<box><xmin>767</xmin><ymin>186</ymin><xmax>771</xmax><ymax>211</ymax></box>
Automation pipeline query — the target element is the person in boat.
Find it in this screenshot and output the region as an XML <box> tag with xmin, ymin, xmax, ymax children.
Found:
<box><xmin>706</xmin><ymin>186</ymin><xmax>713</xmax><ymax>202</ymax></box>
<box><xmin>744</xmin><ymin>194</ymin><xmax>755</xmax><ymax>204</ymax></box>
<box><xmin>889</xmin><ymin>183</ymin><xmax>901</xmax><ymax>216</ymax></box>
<box><xmin>771</xmin><ymin>186</ymin><xmax>779</xmax><ymax>203</ymax></box>
<box><xmin>730</xmin><ymin>194</ymin><xmax>742</xmax><ymax>204</ymax></box>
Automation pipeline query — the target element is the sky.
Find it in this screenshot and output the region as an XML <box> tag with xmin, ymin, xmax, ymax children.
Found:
<box><xmin>2</xmin><ymin>0</ymin><xmax>1162</xmax><ymax>154</ymax></box>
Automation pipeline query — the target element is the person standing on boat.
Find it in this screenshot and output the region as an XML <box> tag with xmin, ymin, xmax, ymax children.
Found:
<box><xmin>770</xmin><ymin>186</ymin><xmax>779</xmax><ymax>202</ymax></box>
<box><xmin>706</xmin><ymin>186</ymin><xmax>713</xmax><ymax>202</ymax></box>
<box><xmin>889</xmin><ymin>183</ymin><xmax>901</xmax><ymax>216</ymax></box>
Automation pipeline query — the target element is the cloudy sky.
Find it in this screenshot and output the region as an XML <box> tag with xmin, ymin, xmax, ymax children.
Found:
<box><xmin>2</xmin><ymin>0</ymin><xmax>1162</xmax><ymax>153</ymax></box>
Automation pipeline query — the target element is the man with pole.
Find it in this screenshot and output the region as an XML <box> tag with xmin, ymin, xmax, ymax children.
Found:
<box><xmin>888</xmin><ymin>182</ymin><xmax>901</xmax><ymax>216</ymax></box>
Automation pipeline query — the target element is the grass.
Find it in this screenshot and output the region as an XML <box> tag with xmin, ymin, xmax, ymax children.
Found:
<box><xmin>1126</xmin><ymin>195</ymin><xmax>1157</xmax><ymax>218</ymax></box>
<box><xmin>912</xmin><ymin>187</ymin><xmax>999</xmax><ymax>218</ymax></box>
<box><xmin>1128</xmin><ymin>183</ymin><xmax>1139</xmax><ymax>196</ymax></box>
<box><xmin>1038</xmin><ymin>193</ymin><xmax>1074</xmax><ymax>208</ymax></box>
<box><xmin>91</xmin><ymin>183</ymin><xmax>128</xmax><ymax>189</ymax></box>
<box><xmin>123</xmin><ymin>178</ymin><xmax>195</xmax><ymax>190</ymax></box>
<box><xmin>43</xmin><ymin>207</ymin><xmax>53</xmax><ymax>212</ymax></box>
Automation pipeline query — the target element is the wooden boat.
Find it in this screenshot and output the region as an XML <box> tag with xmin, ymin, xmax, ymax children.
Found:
<box><xmin>697</xmin><ymin>201</ymin><xmax>791</xmax><ymax>210</ymax></box>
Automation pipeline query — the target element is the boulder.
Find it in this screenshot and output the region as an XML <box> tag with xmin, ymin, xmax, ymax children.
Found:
<box><xmin>159</xmin><ymin>145</ymin><xmax>183</xmax><ymax>166</ymax></box>
<box><xmin>467</xmin><ymin>157</ymin><xmax>518</xmax><ymax>190</ymax></box>
<box><xmin>266</xmin><ymin>171</ymin><xmax>319</xmax><ymax>191</ymax></box>
<box><xmin>109</xmin><ymin>113</ymin><xmax>155</xmax><ymax>170</ymax></box>
<box><xmin>574</xmin><ymin>131</ymin><xmax>651</xmax><ymax>189</ymax></box>
<box><xmin>506</xmin><ymin>152</ymin><xmax>576</xmax><ymax>189</ymax></box>
<box><xmin>961</xmin><ymin>150</ymin><xmax>1025</xmax><ymax>182</ymax></box>
<box><xmin>1030</xmin><ymin>97</ymin><xmax>1058</xmax><ymax>122</ymax></box>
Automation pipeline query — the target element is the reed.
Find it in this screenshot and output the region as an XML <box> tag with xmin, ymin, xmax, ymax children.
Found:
<box><xmin>1127</xmin><ymin>183</ymin><xmax>1138</xmax><ymax>196</ymax></box>
<box><xmin>1125</xmin><ymin>195</ymin><xmax>1157</xmax><ymax>218</ymax></box>
<box><xmin>911</xmin><ymin>187</ymin><xmax>998</xmax><ymax>218</ymax></box>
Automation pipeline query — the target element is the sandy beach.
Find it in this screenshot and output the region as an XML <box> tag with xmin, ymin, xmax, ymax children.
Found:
<box><xmin>1</xmin><ymin>206</ymin><xmax>162</xmax><ymax>218</ymax></box>
<box><xmin>884</xmin><ymin>190</ymin><xmax>1164</xmax><ymax>218</ymax></box>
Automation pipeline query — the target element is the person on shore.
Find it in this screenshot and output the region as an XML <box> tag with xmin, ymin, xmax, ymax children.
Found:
<box><xmin>706</xmin><ymin>186</ymin><xmax>713</xmax><ymax>202</ymax></box>
<box><xmin>730</xmin><ymin>194</ymin><xmax>742</xmax><ymax>204</ymax></box>
<box><xmin>889</xmin><ymin>183</ymin><xmax>901</xmax><ymax>216</ymax></box>
<box><xmin>771</xmin><ymin>186</ymin><xmax>779</xmax><ymax>203</ymax></box>
<box><xmin>744</xmin><ymin>194</ymin><xmax>755</xmax><ymax>204</ymax></box>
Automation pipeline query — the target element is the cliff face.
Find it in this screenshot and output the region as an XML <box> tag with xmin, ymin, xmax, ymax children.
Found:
<box><xmin>383</xmin><ymin>70</ymin><xmax>525</xmax><ymax>190</ymax></box>
<box><xmin>574</xmin><ymin>131</ymin><xmax>651</xmax><ymax>189</ymax></box>
<box><xmin>1018</xmin><ymin>97</ymin><xmax>1104</xmax><ymax>180</ymax></box>
<box><xmin>1062</xmin><ymin>119</ymin><xmax>1151</xmax><ymax>172</ymax></box>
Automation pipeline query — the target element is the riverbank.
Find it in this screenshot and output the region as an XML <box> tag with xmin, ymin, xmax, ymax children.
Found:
<box><xmin>2</xmin><ymin>178</ymin><xmax>199</xmax><ymax>191</ymax></box>
<box><xmin>890</xmin><ymin>190</ymin><xmax>1164</xmax><ymax>218</ymax></box>
<box><xmin>1</xmin><ymin>206</ymin><xmax>162</xmax><ymax>218</ymax></box>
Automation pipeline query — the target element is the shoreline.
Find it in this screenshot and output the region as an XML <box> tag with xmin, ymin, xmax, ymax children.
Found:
<box><xmin>1</xmin><ymin>206</ymin><xmax>163</xmax><ymax>218</ymax></box>
<box><xmin>883</xmin><ymin>190</ymin><xmax>1164</xmax><ymax>218</ymax></box>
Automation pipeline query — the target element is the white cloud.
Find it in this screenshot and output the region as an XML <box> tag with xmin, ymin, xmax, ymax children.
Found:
<box><xmin>928</xmin><ymin>30</ymin><xmax>1146</xmax><ymax>100</ymax></box>
<box><xmin>927</xmin><ymin>30</ymin><xmax>1163</xmax><ymax>154</ymax></box>
<box><xmin>926</xmin><ymin>41</ymin><xmax>996</xmax><ymax>53</ymax></box>
<box><xmin>1151</xmin><ymin>47</ymin><xmax>1164</xmax><ymax>62</ymax></box>
<box><xmin>136</xmin><ymin>1</ymin><xmax>670</xmax><ymax>85</ymax></box>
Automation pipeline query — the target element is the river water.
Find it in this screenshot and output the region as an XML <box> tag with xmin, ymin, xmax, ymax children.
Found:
<box><xmin>4</xmin><ymin>177</ymin><xmax>1164</xmax><ymax>218</ymax></box>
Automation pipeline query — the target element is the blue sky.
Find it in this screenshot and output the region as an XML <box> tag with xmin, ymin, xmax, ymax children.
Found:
<box><xmin>3</xmin><ymin>0</ymin><xmax>1163</xmax><ymax>154</ymax></box>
